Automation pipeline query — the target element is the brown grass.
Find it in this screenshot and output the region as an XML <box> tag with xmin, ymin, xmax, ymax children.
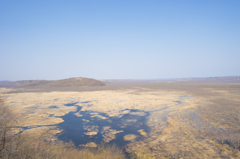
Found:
<box><xmin>1</xmin><ymin>78</ymin><xmax>240</xmax><ymax>158</ymax></box>
<box><xmin>0</xmin><ymin>95</ymin><xmax>126</xmax><ymax>159</ymax></box>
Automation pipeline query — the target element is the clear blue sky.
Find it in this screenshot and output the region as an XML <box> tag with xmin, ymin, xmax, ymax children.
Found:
<box><xmin>0</xmin><ymin>0</ymin><xmax>239</xmax><ymax>80</ymax></box>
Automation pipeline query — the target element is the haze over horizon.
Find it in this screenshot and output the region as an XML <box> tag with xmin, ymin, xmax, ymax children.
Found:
<box><xmin>1</xmin><ymin>0</ymin><xmax>240</xmax><ymax>81</ymax></box>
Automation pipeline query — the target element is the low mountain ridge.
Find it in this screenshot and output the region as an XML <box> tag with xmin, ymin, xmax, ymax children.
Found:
<box><xmin>3</xmin><ymin>77</ymin><xmax>105</xmax><ymax>87</ymax></box>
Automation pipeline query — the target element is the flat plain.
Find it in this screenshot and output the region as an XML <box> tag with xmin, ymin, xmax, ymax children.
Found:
<box><xmin>1</xmin><ymin>76</ymin><xmax>240</xmax><ymax>158</ymax></box>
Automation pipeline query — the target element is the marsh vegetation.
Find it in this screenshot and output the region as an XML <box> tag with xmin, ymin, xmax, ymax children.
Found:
<box><xmin>1</xmin><ymin>77</ymin><xmax>240</xmax><ymax>158</ymax></box>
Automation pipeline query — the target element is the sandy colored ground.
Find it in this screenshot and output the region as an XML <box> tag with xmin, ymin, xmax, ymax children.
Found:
<box><xmin>2</xmin><ymin>87</ymin><xmax>240</xmax><ymax>158</ymax></box>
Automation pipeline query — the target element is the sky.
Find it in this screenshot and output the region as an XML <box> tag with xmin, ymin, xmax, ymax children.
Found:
<box><xmin>0</xmin><ymin>0</ymin><xmax>240</xmax><ymax>80</ymax></box>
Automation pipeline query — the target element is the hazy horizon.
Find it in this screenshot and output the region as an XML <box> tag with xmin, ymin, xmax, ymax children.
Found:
<box><xmin>1</xmin><ymin>0</ymin><xmax>240</xmax><ymax>81</ymax></box>
<box><xmin>1</xmin><ymin>75</ymin><xmax>240</xmax><ymax>82</ymax></box>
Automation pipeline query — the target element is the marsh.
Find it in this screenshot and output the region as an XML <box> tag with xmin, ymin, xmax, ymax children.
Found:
<box><xmin>1</xmin><ymin>77</ymin><xmax>240</xmax><ymax>158</ymax></box>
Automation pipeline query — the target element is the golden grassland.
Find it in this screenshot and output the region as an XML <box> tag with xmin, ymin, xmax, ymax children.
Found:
<box><xmin>1</xmin><ymin>80</ymin><xmax>240</xmax><ymax>158</ymax></box>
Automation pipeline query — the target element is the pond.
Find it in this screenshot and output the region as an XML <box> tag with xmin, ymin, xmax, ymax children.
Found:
<box><xmin>57</xmin><ymin>102</ymin><xmax>150</xmax><ymax>147</ymax></box>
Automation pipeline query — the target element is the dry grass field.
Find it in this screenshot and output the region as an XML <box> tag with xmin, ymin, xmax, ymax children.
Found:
<box><xmin>1</xmin><ymin>77</ymin><xmax>240</xmax><ymax>159</ymax></box>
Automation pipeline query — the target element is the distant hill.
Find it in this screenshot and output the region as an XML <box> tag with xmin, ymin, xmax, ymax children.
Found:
<box><xmin>2</xmin><ymin>77</ymin><xmax>105</xmax><ymax>87</ymax></box>
<box><xmin>0</xmin><ymin>81</ymin><xmax>14</xmax><ymax>85</ymax></box>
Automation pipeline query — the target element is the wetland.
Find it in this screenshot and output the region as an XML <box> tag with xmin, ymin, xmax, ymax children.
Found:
<box><xmin>1</xmin><ymin>77</ymin><xmax>240</xmax><ymax>158</ymax></box>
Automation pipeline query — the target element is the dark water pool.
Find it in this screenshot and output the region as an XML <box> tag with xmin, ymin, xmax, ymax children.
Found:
<box><xmin>48</xmin><ymin>106</ymin><xmax>58</xmax><ymax>109</ymax></box>
<box><xmin>57</xmin><ymin>102</ymin><xmax>150</xmax><ymax>147</ymax></box>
